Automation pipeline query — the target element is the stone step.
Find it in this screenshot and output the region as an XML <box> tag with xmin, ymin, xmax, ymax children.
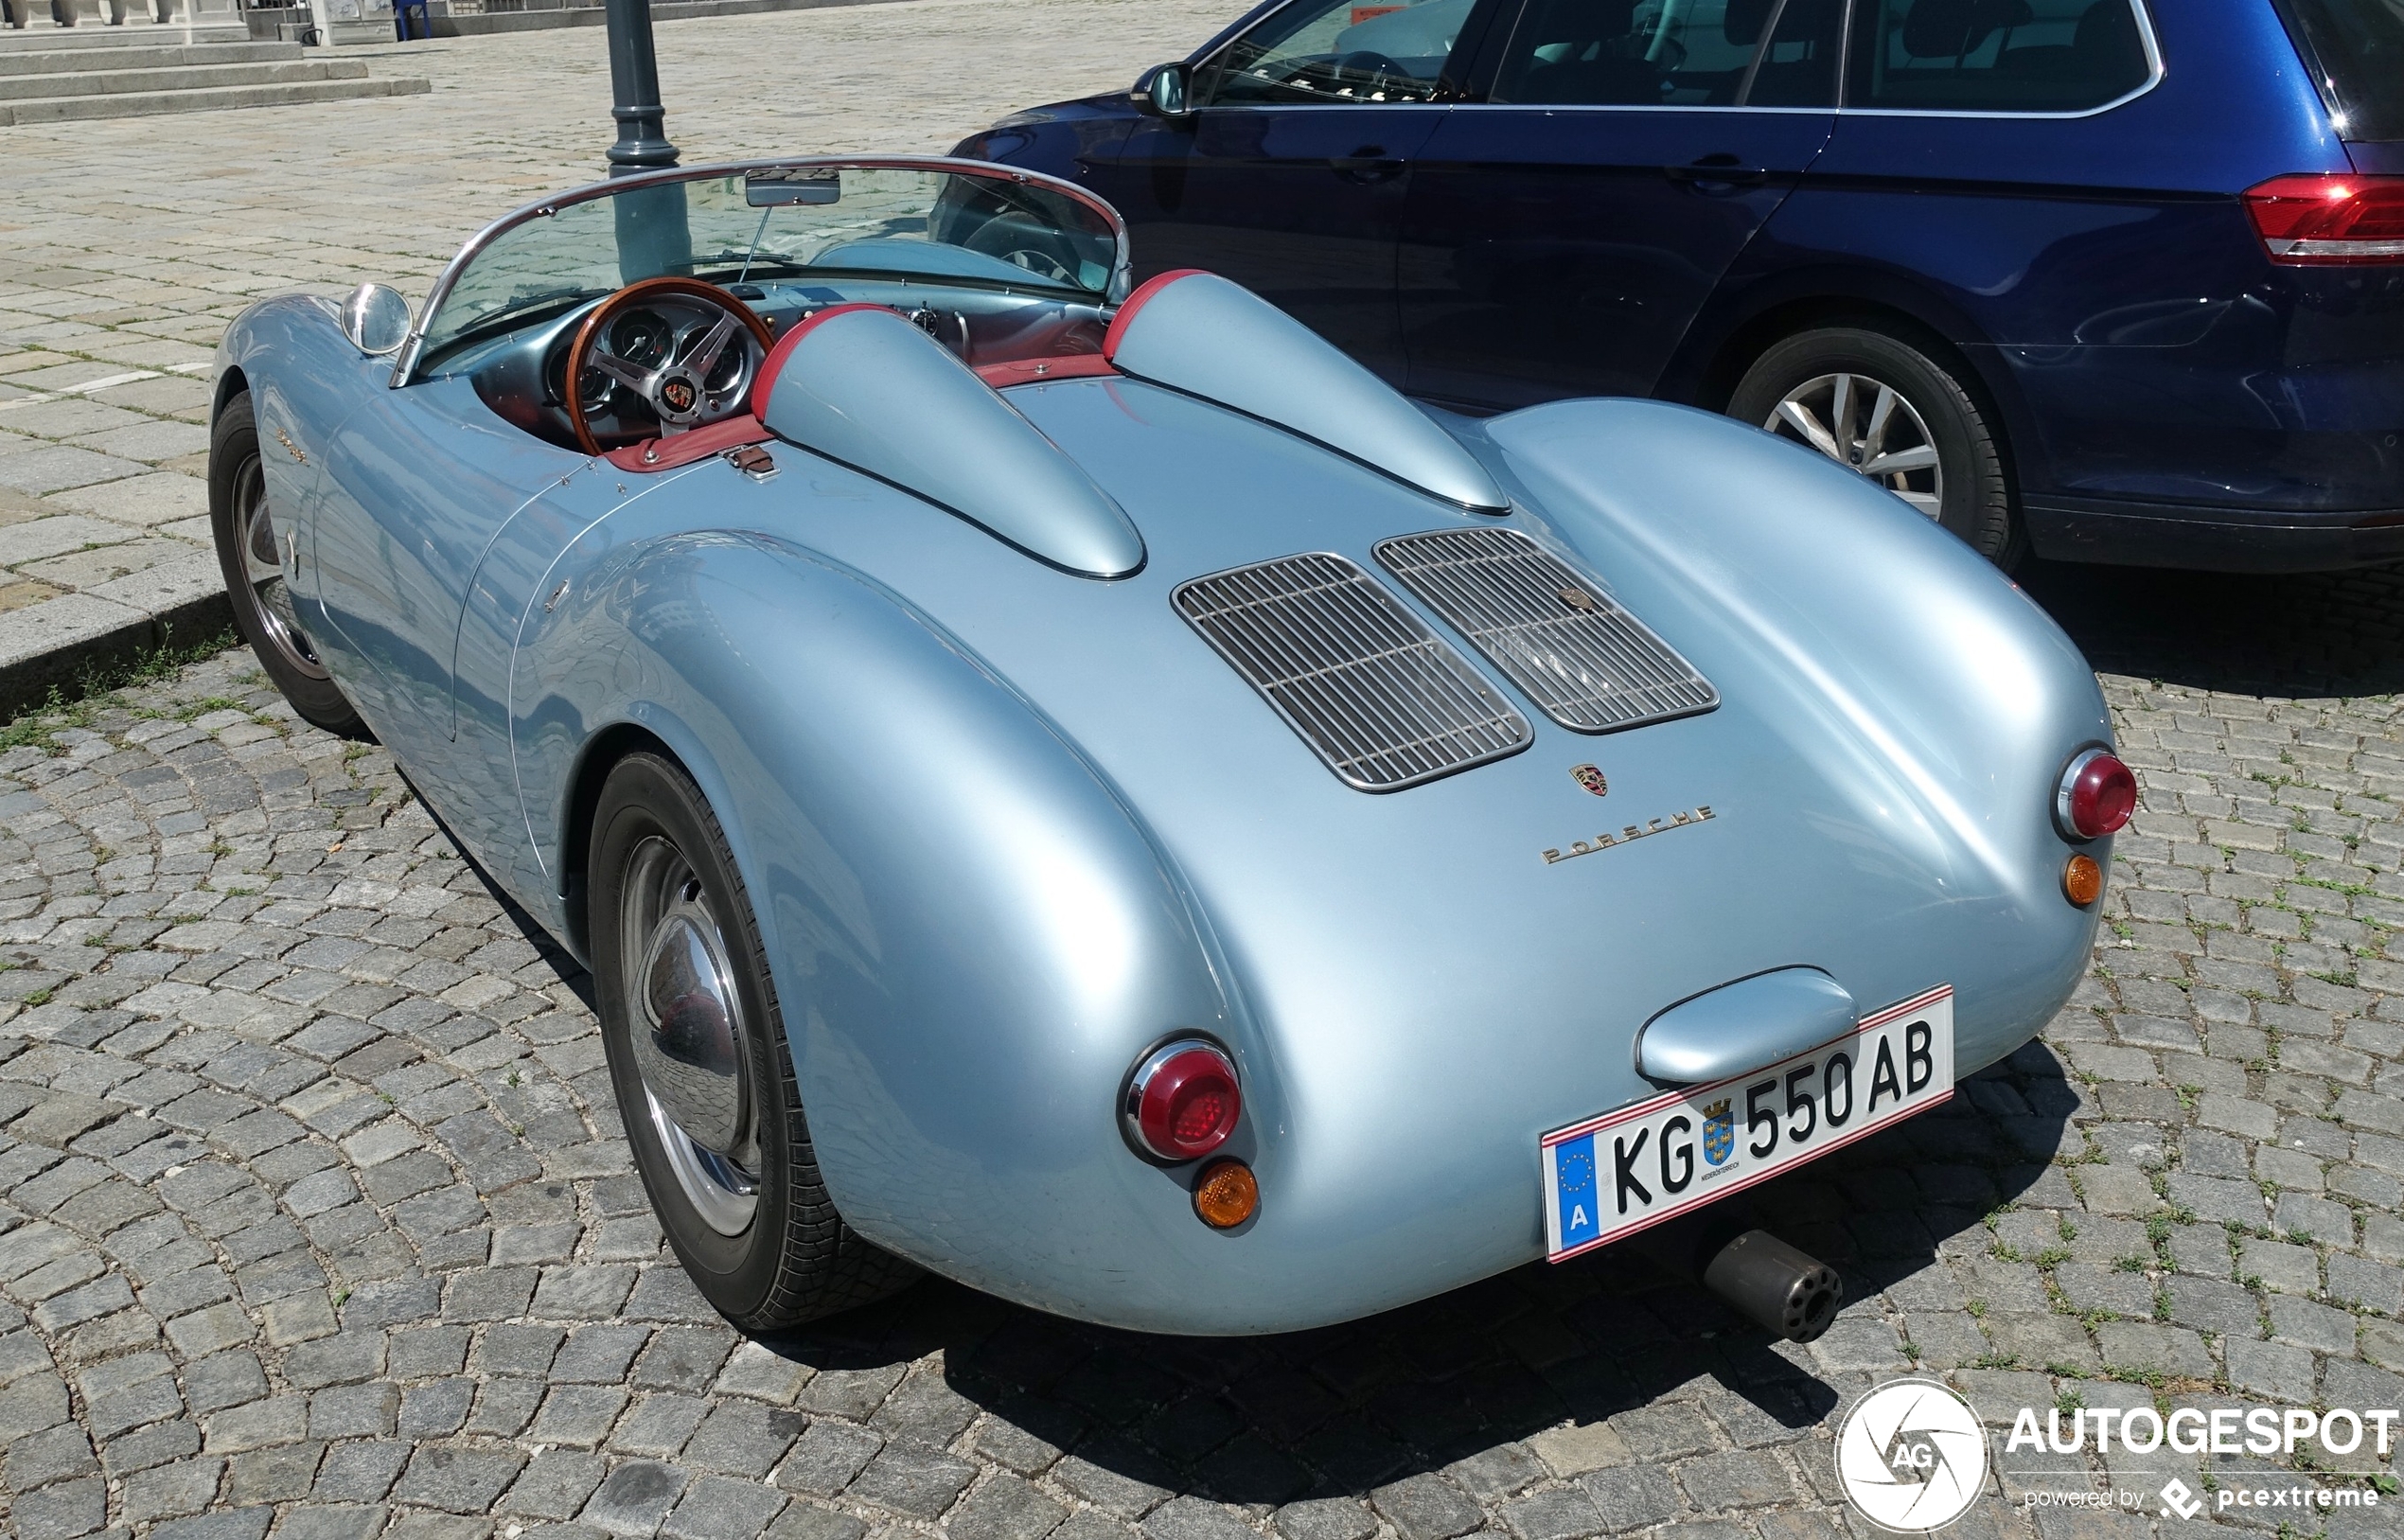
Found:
<box><xmin>0</xmin><ymin>39</ymin><xmax>301</xmax><ymax>74</ymax></box>
<box><xmin>0</xmin><ymin>55</ymin><xmax>366</xmax><ymax>97</ymax></box>
<box><xmin>0</xmin><ymin>23</ymin><xmax>250</xmax><ymax>49</ymax></box>
<box><xmin>0</xmin><ymin>69</ymin><xmax>424</xmax><ymax>120</ymax></box>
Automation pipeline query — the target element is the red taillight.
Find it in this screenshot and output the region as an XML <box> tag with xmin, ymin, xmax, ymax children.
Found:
<box><xmin>2242</xmin><ymin>174</ymin><xmax>2404</xmax><ymax>265</ymax></box>
<box><xmin>2056</xmin><ymin>749</ymin><xmax>2135</xmax><ymax>841</ymax></box>
<box><xmin>1125</xmin><ymin>1040</ymin><xmax>1241</xmax><ymax>1161</ymax></box>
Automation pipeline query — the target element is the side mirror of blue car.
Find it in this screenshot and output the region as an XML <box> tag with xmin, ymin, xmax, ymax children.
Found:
<box><xmin>1134</xmin><ymin>62</ymin><xmax>1193</xmax><ymax>119</ymax></box>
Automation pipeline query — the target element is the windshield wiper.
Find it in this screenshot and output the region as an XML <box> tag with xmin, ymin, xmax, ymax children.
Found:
<box><xmin>690</xmin><ymin>255</ymin><xmax>816</xmax><ymax>283</ymax></box>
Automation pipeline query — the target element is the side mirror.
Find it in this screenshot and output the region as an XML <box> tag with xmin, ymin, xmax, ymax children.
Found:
<box><xmin>1133</xmin><ymin>62</ymin><xmax>1193</xmax><ymax>118</ymax></box>
<box><xmin>339</xmin><ymin>282</ymin><xmax>413</xmax><ymax>357</ymax></box>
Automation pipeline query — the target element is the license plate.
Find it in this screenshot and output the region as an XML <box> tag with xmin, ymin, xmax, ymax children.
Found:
<box><xmin>1541</xmin><ymin>984</ymin><xmax>1954</xmax><ymax>1261</ymax></box>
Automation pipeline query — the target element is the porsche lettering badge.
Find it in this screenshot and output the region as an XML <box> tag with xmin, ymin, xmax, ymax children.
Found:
<box><xmin>1543</xmin><ymin>805</ymin><xmax>1714</xmax><ymax>865</ymax></box>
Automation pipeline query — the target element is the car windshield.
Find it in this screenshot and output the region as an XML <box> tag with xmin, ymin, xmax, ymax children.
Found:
<box><xmin>2273</xmin><ymin>0</ymin><xmax>2404</xmax><ymax>140</ymax></box>
<box><xmin>418</xmin><ymin>162</ymin><xmax>1123</xmax><ymax>362</ymax></box>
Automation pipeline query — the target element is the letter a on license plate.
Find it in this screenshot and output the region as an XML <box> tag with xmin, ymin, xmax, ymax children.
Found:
<box><xmin>1541</xmin><ymin>985</ymin><xmax>1953</xmax><ymax>1261</ymax></box>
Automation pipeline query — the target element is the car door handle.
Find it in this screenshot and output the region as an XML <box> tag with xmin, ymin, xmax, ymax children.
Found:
<box><xmin>1332</xmin><ymin>147</ymin><xmax>1407</xmax><ymax>183</ymax></box>
<box><xmin>1665</xmin><ymin>155</ymin><xmax>1769</xmax><ymax>186</ymax></box>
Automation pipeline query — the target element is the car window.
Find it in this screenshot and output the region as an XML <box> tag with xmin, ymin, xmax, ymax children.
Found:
<box><xmin>1742</xmin><ymin>0</ymin><xmax>1843</xmax><ymax>106</ymax></box>
<box><xmin>1200</xmin><ymin>0</ymin><xmax>1476</xmax><ymax>105</ymax></box>
<box><xmin>1845</xmin><ymin>0</ymin><xmax>2152</xmax><ymax>112</ymax></box>
<box><xmin>1488</xmin><ymin>0</ymin><xmax>1798</xmax><ymax>108</ymax></box>
<box><xmin>2271</xmin><ymin>0</ymin><xmax>2404</xmax><ymax>141</ymax></box>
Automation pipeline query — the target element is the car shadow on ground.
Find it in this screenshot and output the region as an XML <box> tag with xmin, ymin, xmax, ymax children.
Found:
<box><xmin>721</xmin><ymin>1048</ymin><xmax>2075</xmax><ymax>1508</ymax></box>
<box><xmin>2018</xmin><ymin>556</ymin><xmax>2404</xmax><ymax>698</ymax></box>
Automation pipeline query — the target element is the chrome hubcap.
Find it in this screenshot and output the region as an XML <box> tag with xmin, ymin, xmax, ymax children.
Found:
<box><xmin>1764</xmin><ymin>372</ymin><xmax>1944</xmax><ymax>521</ymax></box>
<box><xmin>622</xmin><ymin>836</ymin><xmax>758</xmax><ymax>1236</ymax></box>
<box><xmin>235</xmin><ymin>457</ymin><xmax>329</xmax><ymax>681</ymax></box>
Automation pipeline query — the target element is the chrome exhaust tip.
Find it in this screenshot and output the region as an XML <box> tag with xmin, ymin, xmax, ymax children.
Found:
<box><xmin>1702</xmin><ymin>1229</ymin><xmax>1844</xmax><ymax>1344</ymax></box>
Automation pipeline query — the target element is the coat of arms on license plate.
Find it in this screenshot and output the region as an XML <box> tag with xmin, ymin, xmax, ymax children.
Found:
<box><xmin>1703</xmin><ymin>1098</ymin><xmax>1734</xmax><ymax>1167</ymax></box>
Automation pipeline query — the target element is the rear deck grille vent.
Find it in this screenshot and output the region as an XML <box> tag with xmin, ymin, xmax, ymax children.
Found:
<box><xmin>1173</xmin><ymin>553</ymin><xmax>1532</xmax><ymax>791</ymax></box>
<box><xmin>1374</xmin><ymin>528</ymin><xmax>1718</xmax><ymax>735</ymax></box>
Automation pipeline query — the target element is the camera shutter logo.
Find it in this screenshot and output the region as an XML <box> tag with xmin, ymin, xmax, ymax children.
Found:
<box><xmin>1835</xmin><ymin>1378</ymin><xmax>1988</xmax><ymax>1531</ymax></box>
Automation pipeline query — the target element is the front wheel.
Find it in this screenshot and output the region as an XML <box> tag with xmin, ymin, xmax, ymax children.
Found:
<box><xmin>590</xmin><ymin>752</ymin><xmax>917</xmax><ymax>1330</ymax></box>
<box><xmin>208</xmin><ymin>391</ymin><xmax>366</xmax><ymax>735</ymax></box>
<box><xmin>1727</xmin><ymin>327</ymin><xmax>2020</xmax><ymax>566</ymax></box>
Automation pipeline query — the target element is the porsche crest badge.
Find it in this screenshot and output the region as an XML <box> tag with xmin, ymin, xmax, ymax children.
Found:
<box><xmin>1571</xmin><ymin>764</ymin><xmax>1608</xmax><ymax>797</ymax></box>
<box><xmin>660</xmin><ymin>379</ymin><xmax>698</xmax><ymax>414</ymax></box>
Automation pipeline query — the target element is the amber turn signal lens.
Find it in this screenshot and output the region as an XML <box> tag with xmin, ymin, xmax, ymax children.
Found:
<box><xmin>1193</xmin><ymin>1159</ymin><xmax>1258</xmax><ymax>1229</ymax></box>
<box><xmin>2063</xmin><ymin>853</ymin><xmax>2103</xmax><ymax>907</ymax></box>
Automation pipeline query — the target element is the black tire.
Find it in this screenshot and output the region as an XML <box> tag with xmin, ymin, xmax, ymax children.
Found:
<box><xmin>1726</xmin><ymin>326</ymin><xmax>2022</xmax><ymax>566</ymax></box>
<box><xmin>590</xmin><ymin>752</ymin><xmax>917</xmax><ymax>1330</ymax></box>
<box><xmin>208</xmin><ymin>391</ymin><xmax>368</xmax><ymax>735</ymax></box>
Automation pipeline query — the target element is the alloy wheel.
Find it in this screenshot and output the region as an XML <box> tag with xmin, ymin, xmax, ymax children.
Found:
<box><xmin>619</xmin><ymin>833</ymin><xmax>760</xmax><ymax>1237</ymax></box>
<box><xmin>234</xmin><ymin>457</ymin><xmax>331</xmax><ymax>681</ymax></box>
<box><xmin>1762</xmin><ymin>372</ymin><xmax>1943</xmax><ymax>520</ymax></box>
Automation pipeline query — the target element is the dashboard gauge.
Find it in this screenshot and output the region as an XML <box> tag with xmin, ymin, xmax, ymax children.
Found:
<box><xmin>609</xmin><ymin>310</ymin><xmax>674</xmax><ymax>370</ymax></box>
<box><xmin>575</xmin><ymin>363</ymin><xmax>616</xmax><ymax>414</ymax></box>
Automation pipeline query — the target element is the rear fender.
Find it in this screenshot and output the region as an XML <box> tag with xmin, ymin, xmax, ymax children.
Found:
<box><xmin>512</xmin><ymin>532</ymin><xmax>1270</xmax><ymax>1310</ymax></box>
<box><xmin>1468</xmin><ymin>398</ymin><xmax>2111</xmax><ymax>1064</ymax></box>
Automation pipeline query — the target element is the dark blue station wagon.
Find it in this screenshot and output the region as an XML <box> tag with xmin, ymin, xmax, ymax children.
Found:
<box><xmin>956</xmin><ymin>0</ymin><xmax>2404</xmax><ymax>571</ymax></box>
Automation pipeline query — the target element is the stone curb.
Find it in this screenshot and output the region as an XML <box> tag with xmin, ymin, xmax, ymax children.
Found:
<box><xmin>0</xmin><ymin>581</ymin><xmax>234</xmax><ymax>719</ymax></box>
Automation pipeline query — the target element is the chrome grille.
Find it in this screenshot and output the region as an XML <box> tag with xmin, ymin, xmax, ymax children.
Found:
<box><xmin>1174</xmin><ymin>554</ymin><xmax>1532</xmax><ymax>791</ymax></box>
<box><xmin>1375</xmin><ymin>528</ymin><xmax>1719</xmax><ymax>734</ymax></box>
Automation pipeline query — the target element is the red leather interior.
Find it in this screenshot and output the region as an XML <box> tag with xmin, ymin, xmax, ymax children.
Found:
<box><xmin>614</xmin><ymin>293</ymin><xmax>1151</xmax><ymax>470</ymax></box>
<box><xmin>603</xmin><ymin>414</ymin><xmax>773</xmax><ymax>473</ymax></box>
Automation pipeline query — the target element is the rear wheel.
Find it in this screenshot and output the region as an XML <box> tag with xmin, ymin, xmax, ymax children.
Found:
<box><xmin>208</xmin><ymin>391</ymin><xmax>365</xmax><ymax>735</ymax></box>
<box><xmin>590</xmin><ymin>752</ymin><xmax>917</xmax><ymax>1329</ymax></box>
<box><xmin>1727</xmin><ymin>327</ymin><xmax>2020</xmax><ymax>566</ymax></box>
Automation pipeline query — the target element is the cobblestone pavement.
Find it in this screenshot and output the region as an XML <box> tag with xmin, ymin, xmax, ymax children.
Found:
<box><xmin>0</xmin><ymin>557</ymin><xmax>2389</xmax><ymax>1540</ymax></box>
<box><xmin>0</xmin><ymin>0</ymin><xmax>1222</xmax><ymax>670</ymax></box>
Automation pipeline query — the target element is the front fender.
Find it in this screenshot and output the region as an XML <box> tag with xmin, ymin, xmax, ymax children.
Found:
<box><xmin>213</xmin><ymin>296</ymin><xmax>374</xmax><ymax>613</ymax></box>
<box><xmin>512</xmin><ymin>533</ymin><xmax>1287</xmax><ymax>1326</ymax></box>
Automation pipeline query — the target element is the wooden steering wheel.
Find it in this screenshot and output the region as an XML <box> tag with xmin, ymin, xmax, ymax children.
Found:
<box><xmin>563</xmin><ymin>276</ymin><xmax>776</xmax><ymax>456</ymax></box>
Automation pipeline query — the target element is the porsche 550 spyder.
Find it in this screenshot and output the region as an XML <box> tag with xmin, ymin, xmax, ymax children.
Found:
<box><xmin>207</xmin><ymin>156</ymin><xmax>2130</xmax><ymax>1338</ymax></box>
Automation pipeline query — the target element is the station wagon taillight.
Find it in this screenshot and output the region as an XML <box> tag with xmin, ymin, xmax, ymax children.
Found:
<box><xmin>2242</xmin><ymin>174</ymin><xmax>2404</xmax><ymax>264</ymax></box>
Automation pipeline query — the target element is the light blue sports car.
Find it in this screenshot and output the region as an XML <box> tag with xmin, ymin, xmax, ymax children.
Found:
<box><xmin>208</xmin><ymin>156</ymin><xmax>2130</xmax><ymax>1340</ymax></box>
